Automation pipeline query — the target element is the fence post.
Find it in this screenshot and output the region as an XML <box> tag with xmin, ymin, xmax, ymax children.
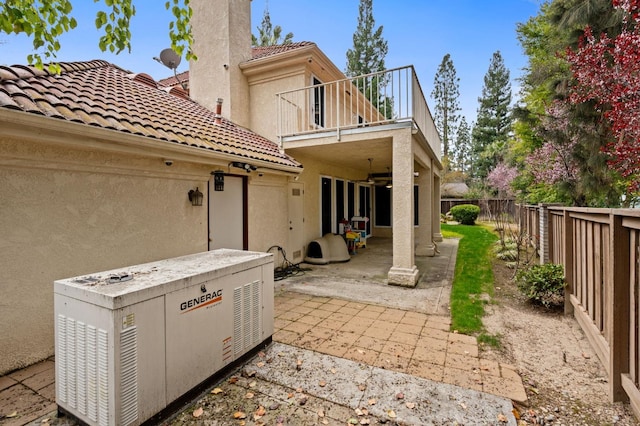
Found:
<box><xmin>609</xmin><ymin>212</ymin><xmax>630</xmax><ymax>402</ymax></box>
<box><xmin>563</xmin><ymin>209</ymin><xmax>574</xmax><ymax>315</ymax></box>
<box><xmin>539</xmin><ymin>204</ymin><xmax>549</xmax><ymax>265</ymax></box>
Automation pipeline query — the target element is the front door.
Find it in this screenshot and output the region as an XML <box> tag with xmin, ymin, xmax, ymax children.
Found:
<box><xmin>288</xmin><ymin>182</ymin><xmax>304</xmax><ymax>264</ymax></box>
<box><xmin>209</xmin><ymin>175</ymin><xmax>246</xmax><ymax>250</ymax></box>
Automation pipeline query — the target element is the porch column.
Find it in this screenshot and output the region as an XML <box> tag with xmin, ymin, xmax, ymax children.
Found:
<box><xmin>415</xmin><ymin>162</ymin><xmax>435</xmax><ymax>256</ymax></box>
<box><xmin>388</xmin><ymin>129</ymin><xmax>419</xmax><ymax>287</ymax></box>
<box><xmin>432</xmin><ymin>171</ymin><xmax>443</xmax><ymax>242</ymax></box>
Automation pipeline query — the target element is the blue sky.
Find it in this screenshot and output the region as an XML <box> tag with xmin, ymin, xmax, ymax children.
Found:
<box><xmin>0</xmin><ymin>0</ymin><xmax>541</xmax><ymax>125</ymax></box>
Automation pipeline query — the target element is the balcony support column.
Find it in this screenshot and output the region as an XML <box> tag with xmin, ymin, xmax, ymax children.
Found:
<box><xmin>415</xmin><ymin>160</ymin><xmax>435</xmax><ymax>257</ymax></box>
<box><xmin>388</xmin><ymin>129</ymin><xmax>419</xmax><ymax>287</ymax></box>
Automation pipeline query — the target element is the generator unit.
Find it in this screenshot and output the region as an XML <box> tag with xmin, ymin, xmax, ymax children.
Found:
<box><xmin>54</xmin><ymin>249</ymin><xmax>274</xmax><ymax>426</ymax></box>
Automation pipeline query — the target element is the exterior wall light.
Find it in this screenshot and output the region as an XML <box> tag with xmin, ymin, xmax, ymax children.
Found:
<box><xmin>188</xmin><ymin>187</ymin><xmax>204</xmax><ymax>206</ymax></box>
<box><xmin>212</xmin><ymin>170</ymin><xmax>225</xmax><ymax>191</ymax></box>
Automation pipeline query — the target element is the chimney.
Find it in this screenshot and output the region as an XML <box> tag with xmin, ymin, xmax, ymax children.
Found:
<box><xmin>214</xmin><ymin>98</ymin><xmax>223</xmax><ymax>125</ymax></box>
<box><xmin>189</xmin><ymin>0</ymin><xmax>251</xmax><ymax>127</ymax></box>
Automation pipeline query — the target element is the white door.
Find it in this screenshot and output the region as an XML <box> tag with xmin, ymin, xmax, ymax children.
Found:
<box><xmin>288</xmin><ymin>182</ymin><xmax>304</xmax><ymax>263</ymax></box>
<box><xmin>209</xmin><ymin>175</ymin><xmax>245</xmax><ymax>250</ymax></box>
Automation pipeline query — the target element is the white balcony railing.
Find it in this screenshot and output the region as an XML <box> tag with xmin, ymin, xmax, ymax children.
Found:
<box><xmin>276</xmin><ymin>65</ymin><xmax>441</xmax><ymax>158</ymax></box>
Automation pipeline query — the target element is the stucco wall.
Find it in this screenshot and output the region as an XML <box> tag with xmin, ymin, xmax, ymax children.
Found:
<box><xmin>0</xmin><ymin>138</ymin><xmax>210</xmax><ymax>374</ymax></box>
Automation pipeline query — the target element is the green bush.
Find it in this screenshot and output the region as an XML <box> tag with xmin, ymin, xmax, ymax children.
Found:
<box><xmin>517</xmin><ymin>263</ymin><xmax>565</xmax><ymax>308</ymax></box>
<box><xmin>449</xmin><ymin>204</ymin><xmax>480</xmax><ymax>225</ymax></box>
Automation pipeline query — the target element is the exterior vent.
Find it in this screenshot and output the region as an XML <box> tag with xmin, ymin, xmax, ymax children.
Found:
<box><xmin>127</xmin><ymin>72</ymin><xmax>158</xmax><ymax>89</ymax></box>
<box><xmin>233</xmin><ymin>280</ymin><xmax>262</xmax><ymax>357</ymax></box>
<box><xmin>120</xmin><ymin>326</ymin><xmax>138</xmax><ymax>426</ymax></box>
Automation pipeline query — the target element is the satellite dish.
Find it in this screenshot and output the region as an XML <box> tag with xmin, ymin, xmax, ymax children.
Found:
<box><xmin>158</xmin><ymin>48</ymin><xmax>181</xmax><ymax>70</ymax></box>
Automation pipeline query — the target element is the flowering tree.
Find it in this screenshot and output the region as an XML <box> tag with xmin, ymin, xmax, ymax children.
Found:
<box><xmin>566</xmin><ymin>0</ymin><xmax>640</xmax><ymax>191</ymax></box>
<box><xmin>487</xmin><ymin>162</ymin><xmax>518</xmax><ymax>196</ymax></box>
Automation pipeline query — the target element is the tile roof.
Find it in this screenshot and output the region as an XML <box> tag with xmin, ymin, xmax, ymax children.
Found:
<box><xmin>158</xmin><ymin>42</ymin><xmax>316</xmax><ymax>88</ymax></box>
<box><xmin>0</xmin><ymin>60</ymin><xmax>301</xmax><ymax>170</ymax></box>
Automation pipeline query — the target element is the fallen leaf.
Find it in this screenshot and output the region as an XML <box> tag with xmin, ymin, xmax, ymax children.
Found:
<box><xmin>256</xmin><ymin>362</ymin><xmax>265</xmax><ymax>368</ymax></box>
<box><xmin>347</xmin><ymin>419</ymin><xmax>358</xmax><ymax>425</ymax></box>
<box><xmin>512</xmin><ymin>407</ymin><xmax>521</xmax><ymax>420</ymax></box>
<box><xmin>330</xmin><ymin>368</ymin><xmax>337</xmax><ymax>374</ymax></box>
<box><xmin>396</xmin><ymin>392</ymin><xmax>404</xmax><ymax>400</ymax></box>
<box><xmin>319</xmin><ymin>380</ymin><xmax>326</xmax><ymax>387</ymax></box>
<box><xmin>368</xmin><ymin>398</ymin><xmax>376</xmax><ymax>405</ymax></box>
<box><xmin>193</xmin><ymin>407</ymin><xmax>203</xmax><ymax>418</ymax></box>
<box><xmin>239</xmin><ymin>421</ymin><xmax>246</xmax><ymax>426</ymax></box>
<box><xmin>233</xmin><ymin>411</ymin><xmax>247</xmax><ymax>419</ymax></box>
<box><xmin>211</xmin><ymin>387</ymin><xmax>223</xmax><ymax>394</ymax></box>
<box><xmin>406</xmin><ymin>402</ymin><xmax>415</xmax><ymax>409</ymax></box>
<box><xmin>245</xmin><ymin>370</ymin><xmax>256</xmax><ymax>377</ymax></box>
<box><xmin>245</xmin><ymin>392</ymin><xmax>255</xmax><ymax>399</ymax></box>
<box><xmin>387</xmin><ymin>409</ymin><xmax>397</xmax><ymax>418</ymax></box>
<box><xmin>298</xmin><ymin>395</ymin><xmax>308</xmax><ymax>406</ymax></box>
<box><xmin>321</xmin><ymin>420</ymin><xmax>329</xmax><ymax>425</ymax></box>
<box><xmin>582</xmin><ymin>352</ymin><xmax>591</xmax><ymax>359</ymax></box>
<box><xmin>296</xmin><ymin>359</ymin><xmax>303</xmax><ymax>370</ymax></box>
<box><xmin>228</xmin><ymin>376</ymin><xmax>238</xmax><ymax>384</ymax></box>
<box><xmin>498</xmin><ymin>413</ymin><xmax>508</xmax><ymax>423</ymax></box>
<box><xmin>258</xmin><ymin>351</ymin><xmax>266</xmax><ymax>357</ymax></box>
<box><xmin>360</xmin><ymin>419</ymin><xmax>371</xmax><ymax>425</ymax></box>
<box><xmin>317</xmin><ymin>409</ymin><xmax>325</xmax><ymax>417</ymax></box>
<box><xmin>269</xmin><ymin>402</ymin><xmax>281</xmax><ymax>410</ymax></box>
<box><xmin>296</xmin><ymin>387</ymin><xmax>303</xmax><ymax>393</ymax></box>
<box><xmin>254</xmin><ymin>406</ymin><xmax>266</xmax><ymax>420</ymax></box>
<box><xmin>459</xmin><ymin>402</ymin><xmax>467</xmax><ymax>410</ymax></box>
<box><xmin>249</xmin><ymin>381</ymin><xmax>257</xmax><ymax>388</ymax></box>
<box><xmin>358</xmin><ymin>384</ymin><xmax>366</xmax><ymax>391</ymax></box>
<box><xmin>6</xmin><ymin>412</ymin><xmax>17</xmax><ymax>418</ymax></box>
<box><xmin>287</xmin><ymin>392</ymin><xmax>294</xmax><ymax>399</ymax></box>
<box><xmin>361</xmin><ymin>408</ymin><xmax>369</xmax><ymax>415</ymax></box>
<box><xmin>357</xmin><ymin>349</ymin><xmax>365</xmax><ymax>354</ymax></box>
<box><xmin>355</xmin><ymin>408</ymin><xmax>364</xmax><ymax>416</ymax></box>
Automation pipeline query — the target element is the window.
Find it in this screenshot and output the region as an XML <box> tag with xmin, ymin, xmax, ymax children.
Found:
<box><xmin>374</xmin><ymin>185</ymin><xmax>391</xmax><ymax>227</ymax></box>
<box><xmin>414</xmin><ymin>185</ymin><xmax>419</xmax><ymax>226</ymax></box>
<box><xmin>321</xmin><ymin>177</ymin><xmax>332</xmax><ymax>235</ymax></box>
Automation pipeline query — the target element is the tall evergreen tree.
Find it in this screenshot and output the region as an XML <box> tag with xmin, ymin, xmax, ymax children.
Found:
<box><xmin>431</xmin><ymin>54</ymin><xmax>461</xmax><ymax>158</ymax></box>
<box><xmin>454</xmin><ymin>117</ymin><xmax>471</xmax><ymax>174</ymax></box>
<box><xmin>252</xmin><ymin>4</ymin><xmax>294</xmax><ymax>47</ymax></box>
<box><xmin>345</xmin><ymin>0</ymin><xmax>388</xmax><ymax>77</ymax></box>
<box><xmin>471</xmin><ymin>51</ymin><xmax>512</xmax><ymax>181</ymax></box>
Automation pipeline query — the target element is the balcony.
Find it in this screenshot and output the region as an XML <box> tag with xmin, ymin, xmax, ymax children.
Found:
<box><xmin>276</xmin><ymin>65</ymin><xmax>441</xmax><ymax>159</ymax></box>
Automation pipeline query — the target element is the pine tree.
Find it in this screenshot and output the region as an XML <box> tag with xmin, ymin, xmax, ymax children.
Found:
<box><xmin>431</xmin><ymin>54</ymin><xmax>461</xmax><ymax>158</ymax></box>
<box><xmin>454</xmin><ymin>117</ymin><xmax>471</xmax><ymax>174</ymax></box>
<box><xmin>471</xmin><ymin>51</ymin><xmax>512</xmax><ymax>181</ymax></box>
<box><xmin>345</xmin><ymin>0</ymin><xmax>388</xmax><ymax>77</ymax></box>
<box><xmin>251</xmin><ymin>5</ymin><xmax>293</xmax><ymax>47</ymax></box>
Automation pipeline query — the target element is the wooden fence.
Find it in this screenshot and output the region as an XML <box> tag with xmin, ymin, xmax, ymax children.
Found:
<box><xmin>518</xmin><ymin>205</ymin><xmax>640</xmax><ymax>417</ymax></box>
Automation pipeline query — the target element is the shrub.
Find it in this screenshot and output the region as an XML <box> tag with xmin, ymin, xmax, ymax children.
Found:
<box><xmin>517</xmin><ymin>263</ymin><xmax>565</xmax><ymax>308</ymax></box>
<box><xmin>449</xmin><ymin>204</ymin><xmax>480</xmax><ymax>225</ymax></box>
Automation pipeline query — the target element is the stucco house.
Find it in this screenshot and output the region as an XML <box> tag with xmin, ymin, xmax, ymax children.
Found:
<box><xmin>0</xmin><ymin>0</ymin><xmax>442</xmax><ymax>374</ymax></box>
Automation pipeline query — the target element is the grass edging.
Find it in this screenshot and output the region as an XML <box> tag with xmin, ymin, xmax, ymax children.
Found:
<box><xmin>442</xmin><ymin>223</ymin><xmax>498</xmax><ymax>335</ymax></box>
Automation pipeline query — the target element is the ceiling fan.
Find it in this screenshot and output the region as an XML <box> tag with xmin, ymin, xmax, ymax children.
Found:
<box><xmin>355</xmin><ymin>158</ymin><xmax>392</xmax><ymax>186</ymax></box>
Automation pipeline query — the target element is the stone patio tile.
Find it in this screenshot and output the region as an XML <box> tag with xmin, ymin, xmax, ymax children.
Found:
<box><xmin>277</xmin><ymin>310</ymin><xmax>305</xmax><ymax>322</ymax></box>
<box><xmin>37</xmin><ymin>382</ymin><xmax>56</xmax><ymax>402</ymax></box>
<box><xmin>339</xmin><ymin>321</ymin><xmax>369</xmax><ymax>335</ymax></box>
<box><xmin>407</xmin><ymin>360</ymin><xmax>445</xmax><ymax>382</ymax></box>
<box><xmin>371</xmin><ymin>320</ymin><xmax>397</xmax><ymax>332</ymax></box>
<box><xmin>274</xmin><ymin>301</ymin><xmax>297</xmax><ymax>312</ymax></box>
<box><xmin>388</xmin><ymin>331</ymin><xmax>419</xmax><ymax>346</ymax></box>
<box><xmin>332</xmin><ymin>331</ymin><xmax>361</xmax><ymax>345</ymax></box>
<box><xmin>274</xmin><ymin>317</ymin><xmax>292</xmax><ymax>330</ymax></box>
<box><xmin>374</xmin><ymin>353</ymin><xmax>410</xmax><ymax>371</ymax></box>
<box><xmin>0</xmin><ymin>376</ymin><xmax>17</xmax><ymax>392</ymax></box>
<box><xmin>325</xmin><ymin>298</ymin><xmax>349</xmax><ymax>307</ymax></box>
<box><xmin>316</xmin><ymin>340</ymin><xmax>349</xmax><ymax>358</ymax></box>
<box><xmin>412</xmin><ymin>346</ymin><xmax>446</xmax><ymax>365</ymax></box>
<box><xmin>307</xmin><ymin>326</ymin><xmax>335</xmax><ymax>340</ymax></box>
<box><xmin>447</xmin><ymin>340</ymin><xmax>479</xmax><ymax>357</ymax></box>
<box><xmin>297</xmin><ymin>315</ymin><xmax>324</xmax><ymax>326</ymax></box>
<box><xmin>308</xmin><ymin>309</ymin><xmax>333</xmax><ymax>319</ymax></box>
<box><xmin>310</xmin><ymin>296</ymin><xmax>331</xmax><ymax>303</ymax></box>
<box><xmin>273</xmin><ymin>329</ymin><xmax>300</xmax><ymax>345</ymax></box>
<box><xmin>448</xmin><ymin>332</ymin><xmax>477</xmax><ymax>346</ymax></box>
<box><xmin>420</xmin><ymin>326</ymin><xmax>450</xmax><ymax>340</ymax></box>
<box><xmin>283</xmin><ymin>321</ymin><xmax>314</xmax><ymax>334</ymax></box>
<box><xmin>500</xmin><ymin>365</ymin><xmax>522</xmax><ymax>381</ymax></box>
<box><xmin>0</xmin><ymin>384</ymin><xmax>56</xmax><ymax>426</ymax></box>
<box><xmin>316</xmin><ymin>303</ymin><xmax>342</xmax><ymax>313</ymax></box>
<box><xmin>416</xmin><ymin>335</ymin><xmax>448</xmax><ymax>352</ymax></box>
<box><xmin>344</xmin><ymin>301</ymin><xmax>368</xmax><ymax>310</ymax></box>
<box><xmin>342</xmin><ymin>347</ymin><xmax>380</xmax><ymax>365</ymax></box>
<box><xmin>482</xmin><ymin>373</ymin><xmax>528</xmax><ymax>402</ymax></box>
<box><xmin>363</xmin><ymin>326</ymin><xmax>393</xmax><ymax>340</ymax></box>
<box><xmin>8</xmin><ymin>360</ymin><xmax>54</xmax><ymax>382</ymax></box>
<box><xmin>296</xmin><ymin>334</ymin><xmax>325</xmax><ymax>351</ymax></box>
<box><xmin>290</xmin><ymin>305</ymin><xmax>314</xmax><ymax>315</ymax></box>
<box><xmin>347</xmin><ymin>316</ymin><xmax>374</xmax><ymax>327</ymax></box>
<box><xmin>425</xmin><ymin>317</ymin><xmax>452</xmax><ymax>331</ymax></box>
<box><xmin>479</xmin><ymin>358</ymin><xmax>501</xmax><ymax>378</ymax></box>
<box><xmin>444</xmin><ymin>352</ymin><xmax>480</xmax><ymax>371</ymax></box>
<box><xmin>403</xmin><ymin>311</ymin><xmax>429</xmax><ymax>322</ymax></box>
<box><xmin>355</xmin><ymin>309</ymin><xmax>381</xmax><ymax>320</ymax></box>
<box><xmin>300</xmin><ymin>300</ymin><xmax>323</xmax><ymax>309</ymax></box>
<box><xmin>336</xmin><ymin>306</ymin><xmax>362</xmax><ymax>316</ymax></box>
<box><xmin>442</xmin><ymin>366</ymin><xmax>484</xmax><ymax>392</ymax></box>
<box><xmin>316</xmin><ymin>318</ymin><xmax>346</xmax><ymax>331</ymax></box>
<box><xmin>354</xmin><ymin>335</ymin><xmax>386</xmax><ymax>353</ymax></box>
<box><xmin>394</xmin><ymin>323</ymin><xmax>423</xmax><ymax>336</ymax></box>
<box><xmin>362</xmin><ymin>304</ymin><xmax>386</xmax><ymax>313</ymax></box>
<box><xmin>22</xmin><ymin>368</ymin><xmax>55</xmax><ymax>392</ymax></box>
<box><xmin>377</xmin><ymin>309</ymin><xmax>405</xmax><ymax>323</ymax></box>
<box><xmin>380</xmin><ymin>341</ymin><xmax>414</xmax><ymax>359</ymax></box>
<box><xmin>328</xmin><ymin>312</ymin><xmax>354</xmax><ymax>323</ymax></box>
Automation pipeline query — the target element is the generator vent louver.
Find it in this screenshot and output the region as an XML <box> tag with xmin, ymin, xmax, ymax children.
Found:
<box><xmin>234</xmin><ymin>280</ymin><xmax>262</xmax><ymax>357</ymax></box>
<box><xmin>57</xmin><ymin>315</ymin><xmax>109</xmax><ymax>426</ymax></box>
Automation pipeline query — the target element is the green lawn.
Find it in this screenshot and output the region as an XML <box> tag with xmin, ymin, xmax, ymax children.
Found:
<box><xmin>442</xmin><ymin>223</ymin><xmax>498</xmax><ymax>335</ymax></box>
